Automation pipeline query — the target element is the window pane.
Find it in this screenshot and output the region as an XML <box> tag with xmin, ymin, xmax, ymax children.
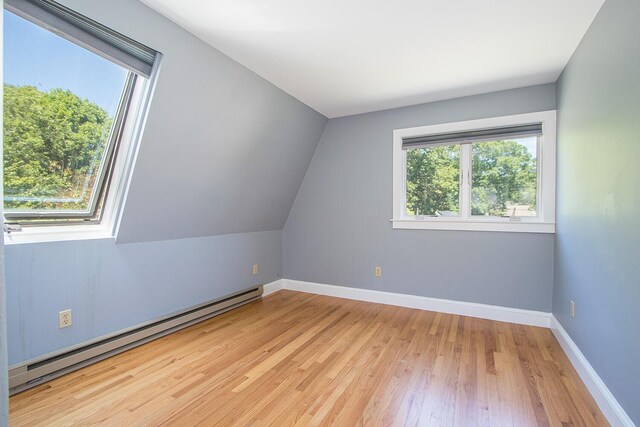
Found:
<box><xmin>3</xmin><ymin>10</ymin><xmax>128</xmax><ymax>214</ymax></box>
<box><xmin>471</xmin><ymin>137</ymin><xmax>538</xmax><ymax>217</ymax></box>
<box><xmin>406</xmin><ymin>145</ymin><xmax>460</xmax><ymax>216</ymax></box>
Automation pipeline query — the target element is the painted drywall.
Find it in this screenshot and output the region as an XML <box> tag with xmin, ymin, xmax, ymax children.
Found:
<box><xmin>0</xmin><ymin>217</ymin><xmax>9</xmax><ymax>427</ymax></box>
<box><xmin>0</xmin><ymin>9</ymin><xmax>8</xmax><ymax>424</ymax></box>
<box><xmin>0</xmin><ymin>241</ymin><xmax>9</xmax><ymax>426</ymax></box>
<box><xmin>284</xmin><ymin>84</ymin><xmax>556</xmax><ymax>312</ymax></box>
<box><xmin>56</xmin><ymin>0</ymin><xmax>327</xmax><ymax>243</ymax></box>
<box><xmin>5</xmin><ymin>230</ymin><xmax>281</xmax><ymax>365</ymax></box>
<box><xmin>0</xmin><ymin>245</ymin><xmax>6</xmax><ymax>425</ymax></box>
<box><xmin>0</xmin><ymin>237</ymin><xmax>6</xmax><ymax>426</ymax></box>
<box><xmin>554</xmin><ymin>0</ymin><xmax>640</xmax><ymax>422</ymax></box>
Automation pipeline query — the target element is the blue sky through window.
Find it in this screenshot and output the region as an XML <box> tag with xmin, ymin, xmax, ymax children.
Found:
<box><xmin>3</xmin><ymin>9</ymin><xmax>128</xmax><ymax>116</ymax></box>
<box><xmin>519</xmin><ymin>136</ymin><xmax>537</xmax><ymax>158</ymax></box>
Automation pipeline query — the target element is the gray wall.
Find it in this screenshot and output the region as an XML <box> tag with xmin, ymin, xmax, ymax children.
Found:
<box><xmin>58</xmin><ymin>0</ymin><xmax>327</xmax><ymax>244</ymax></box>
<box><xmin>0</xmin><ymin>240</ymin><xmax>5</xmax><ymax>418</ymax></box>
<box><xmin>0</xmin><ymin>238</ymin><xmax>6</xmax><ymax>424</ymax></box>
<box><xmin>0</xmin><ymin>234</ymin><xmax>7</xmax><ymax>426</ymax></box>
<box><xmin>5</xmin><ymin>230</ymin><xmax>281</xmax><ymax>365</ymax></box>
<box><xmin>3</xmin><ymin>0</ymin><xmax>322</xmax><ymax>366</ymax></box>
<box><xmin>554</xmin><ymin>0</ymin><xmax>640</xmax><ymax>422</ymax></box>
<box><xmin>0</xmin><ymin>243</ymin><xmax>6</xmax><ymax>425</ymax></box>
<box><xmin>284</xmin><ymin>84</ymin><xmax>556</xmax><ymax>311</ymax></box>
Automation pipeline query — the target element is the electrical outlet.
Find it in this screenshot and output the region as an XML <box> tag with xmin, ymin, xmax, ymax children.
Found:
<box><xmin>252</xmin><ymin>264</ymin><xmax>258</xmax><ymax>275</ymax></box>
<box><xmin>59</xmin><ymin>309</ymin><xmax>72</xmax><ymax>328</ymax></box>
<box><xmin>570</xmin><ymin>300</ymin><xmax>575</xmax><ymax>318</ymax></box>
<box><xmin>375</xmin><ymin>266</ymin><xmax>382</xmax><ymax>277</ymax></box>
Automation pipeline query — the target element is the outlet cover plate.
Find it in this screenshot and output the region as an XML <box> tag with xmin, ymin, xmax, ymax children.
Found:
<box><xmin>59</xmin><ymin>309</ymin><xmax>72</xmax><ymax>328</ymax></box>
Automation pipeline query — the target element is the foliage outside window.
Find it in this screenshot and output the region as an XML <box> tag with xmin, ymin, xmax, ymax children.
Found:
<box><xmin>3</xmin><ymin>86</ymin><xmax>112</xmax><ymax>211</ymax></box>
<box><xmin>3</xmin><ymin>0</ymin><xmax>158</xmax><ymax>238</ymax></box>
<box><xmin>471</xmin><ymin>139</ymin><xmax>537</xmax><ymax>217</ymax></box>
<box><xmin>406</xmin><ymin>145</ymin><xmax>460</xmax><ymax>216</ymax></box>
<box><xmin>3</xmin><ymin>9</ymin><xmax>134</xmax><ymax>224</ymax></box>
<box><xmin>405</xmin><ymin>138</ymin><xmax>538</xmax><ymax>218</ymax></box>
<box><xmin>393</xmin><ymin>112</ymin><xmax>556</xmax><ymax>233</ymax></box>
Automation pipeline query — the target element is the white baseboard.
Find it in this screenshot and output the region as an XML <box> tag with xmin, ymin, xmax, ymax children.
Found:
<box><xmin>262</xmin><ymin>279</ymin><xmax>284</xmax><ymax>297</ymax></box>
<box><xmin>280</xmin><ymin>279</ymin><xmax>551</xmax><ymax>328</ymax></box>
<box><xmin>551</xmin><ymin>316</ymin><xmax>634</xmax><ymax>427</ymax></box>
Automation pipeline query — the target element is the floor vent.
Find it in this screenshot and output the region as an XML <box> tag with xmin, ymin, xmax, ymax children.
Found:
<box><xmin>9</xmin><ymin>285</ymin><xmax>263</xmax><ymax>395</ymax></box>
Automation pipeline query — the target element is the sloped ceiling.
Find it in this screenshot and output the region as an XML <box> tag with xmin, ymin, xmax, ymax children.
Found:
<box><xmin>61</xmin><ymin>0</ymin><xmax>328</xmax><ymax>243</ymax></box>
<box><xmin>138</xmin><ymin>0</ymin><xmax>605</xmax><ymax>118</ymax></box>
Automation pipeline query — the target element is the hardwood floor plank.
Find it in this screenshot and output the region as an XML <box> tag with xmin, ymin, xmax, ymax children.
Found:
<box><xmin>9</xmin><ymin>290</ymin><xmax>608</xmax><ymax>426</ymax></box>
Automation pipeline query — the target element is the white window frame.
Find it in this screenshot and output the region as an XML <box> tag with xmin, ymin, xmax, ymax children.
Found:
<box><xmin>3</xmin><ymin>0</ymin><xmax>162</xmax><ymax>245</ymax></box>
<box><xmin>3</xmin><ymin>57</ymin><xmax>161</xmax><ymax>245</ymax></box>
<box><xmin>392</xmin><ymin>110</ymin><xmax>556</xmax><ymax>233</ymax></box>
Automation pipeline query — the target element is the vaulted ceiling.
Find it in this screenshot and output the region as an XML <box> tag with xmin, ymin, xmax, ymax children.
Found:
<box><xmin>139</xmin><ymin>0</ymin><xmax>605</xmax><ymax>118</ymax></box>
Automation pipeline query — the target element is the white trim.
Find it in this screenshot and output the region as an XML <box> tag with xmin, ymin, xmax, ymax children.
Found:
<box><xmin>551</xmin><ymin>316</ymin><xmax>635</xmax><ymax>427</ymax></box>
<box><xmin>3</xmin><ymin>226</ymin><xmax>114</xmax><ymax>245</ymax></box>
<box><xmin>113</xmin><ymin>53</ymin><xmax>163</xmax><ymax>241</ymax></box>
<box><xmin>460</xmin><ymin>143</ymin><xmax>471</xmax><ymax>219</ymax></box>
<box><xmin>281</xmin><ymin>279</ymin><xmax>550</xmax><ymax>327</ymax></box>
<box><xmin>391</xmin><ymin>218</ymin><xmax>555</xmax><ymax>233</ymax></box>
<box><xmin>262</xmin><ymin>279</ymin><xmax>284</xmax><ymax>297</ymax></box>
<box><xmin>392</xmin><ymin>111</ymin><xmax>557</xmax><ymax>233</ymax></box>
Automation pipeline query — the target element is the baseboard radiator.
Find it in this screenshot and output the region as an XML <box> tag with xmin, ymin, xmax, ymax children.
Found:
<box><xmin>8</xmin><ymin>285</ymin><xmax>263</xmax><ymax>395</ymax></box>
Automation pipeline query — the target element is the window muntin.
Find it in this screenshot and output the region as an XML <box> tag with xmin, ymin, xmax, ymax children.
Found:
<box><xmin>3</xmin><ymin>8</ymin><xmax>138</xmax><ymax>224</ymax></box>
<box><xmin>393</xmin><ymin>111</ymin><xmax>556</xmax><ymax>233</ymax></box>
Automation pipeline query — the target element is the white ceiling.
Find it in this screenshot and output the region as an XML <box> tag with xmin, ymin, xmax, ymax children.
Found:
<box><xmin>139</xmin><ymin>0</ymin><xmax>605</xmax><ymax>118</ymax></box>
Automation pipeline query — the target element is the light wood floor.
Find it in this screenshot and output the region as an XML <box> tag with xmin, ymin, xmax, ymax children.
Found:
<box><xmin>10</xmin><ymin>290</ymin><xmax>606</xmax><ymax>426</ymax></box>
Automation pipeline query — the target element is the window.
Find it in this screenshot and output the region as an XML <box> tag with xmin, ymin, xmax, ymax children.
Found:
<box><xmin>3</xmin><ymin>0</ymin><xmax>158</xmax><ymax>236</ymax></box>
<box><xmin>392</xmin><ymin>111</ymin><xmax>556</xmax><ymax>233</ymax></box>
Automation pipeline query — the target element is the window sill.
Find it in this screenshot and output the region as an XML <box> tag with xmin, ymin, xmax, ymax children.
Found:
<box><xmin>4</xmin><ymin>224</ymin><xmax>114</xmax><ymax>245</ymax></box>
<box><xmin>391</xmin><ymin>218</ymin><xmax>555</xmax><ymax>233</ymax></box>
